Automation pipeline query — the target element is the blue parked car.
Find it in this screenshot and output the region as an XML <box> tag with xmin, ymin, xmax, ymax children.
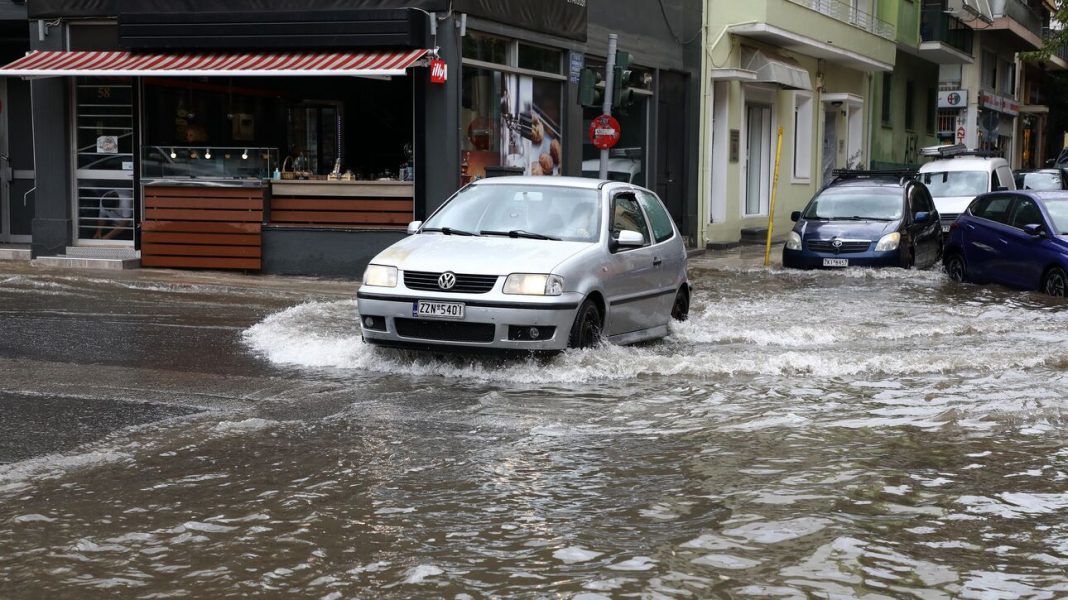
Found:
<box><xmin>943</xmin><ymin>191</ymin><xmax>1068</xmax><ymax>296</ymax></box>
<box><xmin>783</xmin><ymin>172</ymin><xmax>943</xmax><ymax>269</ymax></box>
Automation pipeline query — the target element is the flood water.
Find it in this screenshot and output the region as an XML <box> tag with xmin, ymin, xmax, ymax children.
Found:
<box><xmin>2</xmin><ymin>261</ymin><xmax>1067</xmax><ymax>598</ymax></box>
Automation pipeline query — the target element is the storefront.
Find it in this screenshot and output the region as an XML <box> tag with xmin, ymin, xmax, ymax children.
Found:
<box><xmin>6</xmin><ymin>0</ymin><xmax>701</xmax><ymax>274</ymax></box>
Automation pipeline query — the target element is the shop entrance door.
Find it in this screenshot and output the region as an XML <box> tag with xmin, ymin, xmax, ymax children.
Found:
<box><xmin>74</xmin><ymin>78</ymin><xmax>135</xmax><ymax>244</ymax></box>
<box><xmin>0</xmin><ymin>78</ymin><xmax>34</xmax><ymax>245</ymax></box>
<box><xmin>744</xmin><ymin>104</ymin><xmax>771</xmax><ymax>216</ymax></box>
<box><xmin>822</xmin><ymin>109</ymin><xmax>838</xmax><ymax>187</ymax></box>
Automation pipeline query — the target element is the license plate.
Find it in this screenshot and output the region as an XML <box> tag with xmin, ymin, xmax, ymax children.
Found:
<box><xmin>823</xmin><ymin>258</ymin><xmax>849</xmax><ymax>267</ymax></box>
<box><xmin>414</xmin><ymin>300</ymin><xmax>465</xmax><ymax>319</ymax></box>
<box><xmin>942</xmin><ymin>225</ymin><xmax>951</xmax><ymax>233</ymax></box>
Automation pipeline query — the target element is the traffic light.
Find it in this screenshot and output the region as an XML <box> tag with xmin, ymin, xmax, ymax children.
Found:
<box><xmin>578</xmin><ymin>67</ymin><xmax>603</xmax><ymax>107</ymax></box>
<box><xmin>612</xmin><ymin>50</ymin><xmax>631</xmax><ymax>109</ymax></box>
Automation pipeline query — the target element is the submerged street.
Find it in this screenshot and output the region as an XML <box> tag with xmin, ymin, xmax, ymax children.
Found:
<box><xmin>0</xmin><ymin>257</ymin><xmax>1066</xmax><ymax>598</ymax></box>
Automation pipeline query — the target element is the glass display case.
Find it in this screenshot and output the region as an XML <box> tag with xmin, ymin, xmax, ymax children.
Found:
<box><xmin>141</xmin><ymin>146</ymin><xmax>278</xmax><ymax>180</ymax></box>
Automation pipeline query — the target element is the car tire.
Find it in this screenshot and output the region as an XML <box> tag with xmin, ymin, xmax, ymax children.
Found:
<box><xmin>671</xmin><ymin>286</ymin><xmax>690</xmax><ymax>321</ymax></box>
<box><xmin>944</xmin><ymin>253</ymin><xmax>968</xmax><ymax>283</ymax></box>
<box><xmin>1042</xmin><ymin>266</ymin><xmax>1067</xmax><ymax>297</ymax></box>
<box><xmin>568</xmin><ymin>298</ymin><xmax>603</xmax><ymax>349</ymax></box>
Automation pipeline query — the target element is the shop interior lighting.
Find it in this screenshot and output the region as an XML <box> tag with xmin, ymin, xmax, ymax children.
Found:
<box><xmin>170</xmin><ymin>148</ymin><xmax>176</xmax><ymax>159</ymax></box>
<box><xmin>242</xmin><ymin>149</ymin><xmax>248</xmax><ymax>160</ymax></box>
<box><xmin>204</xmin><ymin>148</ymin><xmax>212</xmax><ymax>160</ymax></box>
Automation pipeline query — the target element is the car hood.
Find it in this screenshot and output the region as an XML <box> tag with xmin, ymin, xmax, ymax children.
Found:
<box><xmin>931</xmin><ymin>196</ymin><xmax>974</xmax><ymax>215</ymax></box>
<box><xmin>370</xmin><ymin>234</ymin><xmax>592</xmax><ymax>275</ymax></box>
<box><xmin>797</xmin><ymin>219</ymin><xmax>898</xmax><ymax>240</ymax></box>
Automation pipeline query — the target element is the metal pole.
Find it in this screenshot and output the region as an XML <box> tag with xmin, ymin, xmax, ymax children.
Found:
<box><xmin>763</xmin><ymin>127</ymin><xmax>784</xmax><ymax>267</ymax></box>
<box><xmin>599</xmin><ymin>34</ymin><xmax>618</xmax><ymax>180</ymax></box>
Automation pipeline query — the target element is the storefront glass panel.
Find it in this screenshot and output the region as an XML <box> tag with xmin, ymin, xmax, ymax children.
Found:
<box><xmin>74</xmin><ymin>78</ymin><xmax>135</xmax><ymax>242</ymax></box>
<box><xmin>461</xmin><ymin>68</ymin><xmax>563</xmax><ymax>181</ymax></box>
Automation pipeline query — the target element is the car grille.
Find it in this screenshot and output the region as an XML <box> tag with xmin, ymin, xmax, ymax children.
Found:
<box><xmin>394</xmin><ymin>318</ymin><xmax>496</xmax><ymax>343</ymax></box>
<box><xmin>403</xmin><ymin>271</ymin><xmax>499</xmax><ymax>294</ymax></box>
<box><xmin>806</xmin><ymin>240</ymin><xmax>871</xmax><ymax>254</ymax></box>
<box><xmin>940</xmin><ymin>213</ymin><xmax>959</xmax><ymax>224</ymax></box>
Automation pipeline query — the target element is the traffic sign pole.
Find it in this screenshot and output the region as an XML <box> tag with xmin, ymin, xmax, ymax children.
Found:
<box><xmin>599</xmin><ymin>34</ymin><xmax>618</xmax><ymax>179</ymax></box>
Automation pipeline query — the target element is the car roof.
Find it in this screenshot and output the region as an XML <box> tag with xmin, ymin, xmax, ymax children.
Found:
<box><xmin>918</xmin><ymin>157</ymin><xmax>1008</xmax><ymax>172</ymax></box>
<box><xmin>472</xmin><ymin>175</ymin><xmax>615</xmax><ymax>188</ymax></box>
<box><xmin>1017</xmin><ymin>169</ymin><xmax>1061</xmax><ymax>175</ymax></box>
<box><xmin>827</xmin><ymin>177</ymin><xmax>907</xmax><ymax>189</ymax></box>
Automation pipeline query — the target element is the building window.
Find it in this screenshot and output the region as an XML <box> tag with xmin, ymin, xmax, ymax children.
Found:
<box><xmin>792</xmin><ymin>91</ymin><xmax>812</xmax><ymax>180</ymax></box>
<box><xmin>461</xmin><ymin>32</ymin><xmax>565</xmax><ymax>180</ymax></box>
<box><xmin>982</xmin><ymin>50</ymin><xmax>997</xmax><ymax>90</ymax></box>
<box><xmin>881</xmin><ymin>72</ymin><xmax>892</xmax><ymax>125</ymax></box>
<box><xmin>905</xmin><ymin>80</ymin><xmax>915</xmax><ymax>130</ymax></box>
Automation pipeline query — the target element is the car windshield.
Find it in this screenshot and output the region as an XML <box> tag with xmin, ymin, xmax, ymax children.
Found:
<box><xmin>802</xmin><ymin>187</ymin><xmax>903</xmax><ymax>221</ymax></box>
<box><xmin>920</xmin><ymin>171</ymin><xmax>989</xmax><ymax>197</ymax></box>
<box><xmin>1044</xmin><ymin>200</ymin><xmax>1068</xmax><ymax>235</ymax></box>
<box><xmin>423</xmin><ymin>184</ymin><xmax>602</xmax><ymax>243</ymax></box>
<box><xmin>1020</xmin><ymin>172</ymin><xmax>1063</xmax><ymax>191</ymax></box>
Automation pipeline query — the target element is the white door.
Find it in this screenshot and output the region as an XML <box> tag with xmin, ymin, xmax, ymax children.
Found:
<box><xmin>744</xmin><ymin>104</ymin><xmax>771</xmax><ymax>216</ymax></box>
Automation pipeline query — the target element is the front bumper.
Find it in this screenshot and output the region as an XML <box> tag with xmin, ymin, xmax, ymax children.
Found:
<box><xmin>782</xmin><ymin>247</ymin><xmax>904</xmax><ymax>269</ymax></box>
<box><xmin>356</xmin><ymin>288</ymin><xmax>583</xmax><ymax>352</ymax></box>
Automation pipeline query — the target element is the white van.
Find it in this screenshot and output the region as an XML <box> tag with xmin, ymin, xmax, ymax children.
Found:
<box><xmin>917</xmin><ymin>145</ymin><xmax>1015</xmax><ymax>233</ymax></box>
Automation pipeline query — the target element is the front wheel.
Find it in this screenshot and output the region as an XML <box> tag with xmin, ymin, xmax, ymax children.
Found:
<box><xmin>671</xmin><ymin>286</ymin><xmax>690</xmax><ymax>321</ymax></box>
<box><xmin>1042</xmin><ymin>266</ymin><xmax>1067</xmax><ymax>297</ymax></box>
<box><xmin>568</xmin><ymin>299</ymin><xmax>603</xmax><ymax>349</ymax></box>
<box><xmin>944</xmin><ymin>253</ymin><xmax>967</xmax><ymax>283</ymax></box>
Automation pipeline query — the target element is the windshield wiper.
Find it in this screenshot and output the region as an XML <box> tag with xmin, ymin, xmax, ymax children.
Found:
<box><xmin>830</xmin><ymin>216</ymin><xmax>893</xmax><ymax>221</ymax></box>
<box><xmin>480</xmin><ymin>229</ymin><xmax>559</xmax><ymax>241</ymax></box>
<box><xmin>423</xmin><ymin>227</ymin><xmax>479</xmax><ymax>236</ymax></box>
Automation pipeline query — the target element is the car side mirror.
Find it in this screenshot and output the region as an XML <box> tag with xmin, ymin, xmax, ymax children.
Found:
<box><xmin>614</xmin><ymin>229</ymin><xmax>645</xmax><ymax>249</ymax></box>
<box><xmin>1046</xmin><ymin>158</ymin><xmax>1056</xmax><ymax>167</ymax></box>
<box><xmin>914</xmin><ymin>211</ymin><xmax>930</xmax><ymax>223</ymax></box>
<box><xmin>406</xmin><ymin>220</ymin><xmax>423</xmax><ymax>235</ymax></box>
<box><xmin>1023</xmin><ymin>223</ymin><xmax>1047</xmax><ymax>238</ymax></box>
<box><xmin>791</xmin><ymin>211</ymin><xmax>801</xmax><ymax>222</ymax></box>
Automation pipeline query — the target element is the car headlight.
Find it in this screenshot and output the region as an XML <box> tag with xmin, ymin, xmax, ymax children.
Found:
<box><xmin>786</xmin><ymin>231</ymin><xmax>802</xmax><ymax>250</ymax></box>
<box><xmin>503</xmin><ymin>273</ymin><xmax>564</xmax><ymax>296</ymax></box>
<box><xmin>874</xmin><ymin>232</ymin><xmax>901</xmax><ymax>252</ymax></box>
<box><xmin>363</xmin><ymin>264</ymin><xmax>398</xmax><ymax>287</ymax></box>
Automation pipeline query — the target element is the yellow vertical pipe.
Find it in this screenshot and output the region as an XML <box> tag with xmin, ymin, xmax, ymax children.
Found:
<box><xmin>763</xmin><ymin>127</ymin><xmax>785</xmax><ymax>267</ymax></box>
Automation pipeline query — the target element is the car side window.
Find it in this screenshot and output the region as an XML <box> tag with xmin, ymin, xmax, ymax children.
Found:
<box><xmin>611</xmin><ymin>193</ymin><xmax>650</xmax><ymax>246</ymax></box>
<box><xmin>971</xmin><ymin>195</ymin><xmax>1013</xmax><ymax>224</ymax></box>
<box><xmin>1008</xmin><ymin>198</ymin><xmax>1044</xmax><ymax>229</ymax></box>
<box><xmin>635</xmin><ymin>190</ymin><xmax>675</xmax><ymax>244</ymax></box>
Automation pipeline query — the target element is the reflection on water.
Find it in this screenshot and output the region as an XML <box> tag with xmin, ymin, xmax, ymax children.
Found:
<box><xmin>2</xmin><ymin>266</ymin><xmax>1067</xmax><ymax>597</ymax></box>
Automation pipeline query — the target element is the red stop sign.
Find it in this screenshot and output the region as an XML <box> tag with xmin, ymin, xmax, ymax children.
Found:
<box><xmin>589</xmin><ymin>114</ymin><xmax>621</xmax><ymax>150</ymax></box>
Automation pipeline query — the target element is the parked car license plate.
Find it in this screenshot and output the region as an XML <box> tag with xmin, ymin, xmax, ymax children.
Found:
<box><xmin>415</xmin><ymin>300</ymin><xmax>465</xmax><ymax>319</ymax></box>
<box><xmin>823</xmin><ymin>258</ymin><xmax>848</xmax><ymax>267</ymax></box>
<box><xmin>942</xmin><ymin>224</ymin><xmax>951</xmax><ymax>233</ymax></box>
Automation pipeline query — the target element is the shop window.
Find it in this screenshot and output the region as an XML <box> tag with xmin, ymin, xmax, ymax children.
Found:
<box><xmin>518</xmin><ymin>44</ymin><xmax>562</xmax><ymax>74</ymax></box>
<box><xmin>461</xmin><ymin>67</ymin><xmax>563</xmax><ymax>180</ymax></box>
<box><xmin>792</xmin><ymin>91</ymin><xmax>812</xmax><ymax>180</ymax></box>
<box><xmin>462</xmin><ymin>32</ymin><xmax>510</xmax><ymax>65</ymax></box>
<box><xmin>981</xmin><ymin>50</ymin><xmax>997</xmax><ymax>90</ymax></box>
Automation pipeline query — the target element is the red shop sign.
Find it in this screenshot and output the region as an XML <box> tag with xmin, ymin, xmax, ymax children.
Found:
<box><xmin>589</xmin><ymin>114</ymin><xmax>621</xmax><ymax>150</ymax></box>
<box><xmin>429</xmin><ymin>59</ymin><xmax>447</xmax><ymax>84</ymax></box>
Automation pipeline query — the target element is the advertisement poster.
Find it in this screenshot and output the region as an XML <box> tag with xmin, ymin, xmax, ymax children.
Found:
<box><xmin>500</xmin><ymin>74</ymin><xmax>562</xmax><ymax>177</ymax></box>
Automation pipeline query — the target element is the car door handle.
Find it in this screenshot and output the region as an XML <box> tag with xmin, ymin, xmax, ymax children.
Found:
<box><xmin>653</xmin><ymin>258</ymin><xmax>663</xmax><ymax>267</ymax></box>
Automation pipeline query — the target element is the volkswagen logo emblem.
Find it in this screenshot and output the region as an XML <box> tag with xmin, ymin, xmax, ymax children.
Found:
<box><xmin>438</xmin><ymin>272</ymin><xmax>457</xmax><ymax>290</ymax></box>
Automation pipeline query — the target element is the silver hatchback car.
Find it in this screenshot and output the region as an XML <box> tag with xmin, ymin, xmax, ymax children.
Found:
<box><xmin>356</xmin><ymin>176</ymin><xmax>690</xmax><ymax>352</ymax></box>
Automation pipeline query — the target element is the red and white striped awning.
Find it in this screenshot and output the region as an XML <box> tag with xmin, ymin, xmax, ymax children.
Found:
<box><xmin>0</xmin><ymin>49</ymin><xmax>430</xmax><ymax>78</ymax></box>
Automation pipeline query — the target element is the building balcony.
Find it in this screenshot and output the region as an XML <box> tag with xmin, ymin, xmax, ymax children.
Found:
<box><xmin>918</xmin><ymin>5</ymin><xmax>975</xmax><ymax>63</ymax></box>
<box><xmin>1042</xmin><ymin>27</ymin><xmax>1068</xmax><ymax>70</ymax></box>
<box><xmin>988</xmin><ymin>0</ymin><xmax>1046</xmax><ymax>49</ymax></box>
<box><xmin>721</xmin><ymin>0</ymin><xmax>896</xmax><ymax>72</ymax></box>
<box><xmin>785</xmin><ymin>0</ymin><xmax>896</xmax><ymax>40</ymax></box>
